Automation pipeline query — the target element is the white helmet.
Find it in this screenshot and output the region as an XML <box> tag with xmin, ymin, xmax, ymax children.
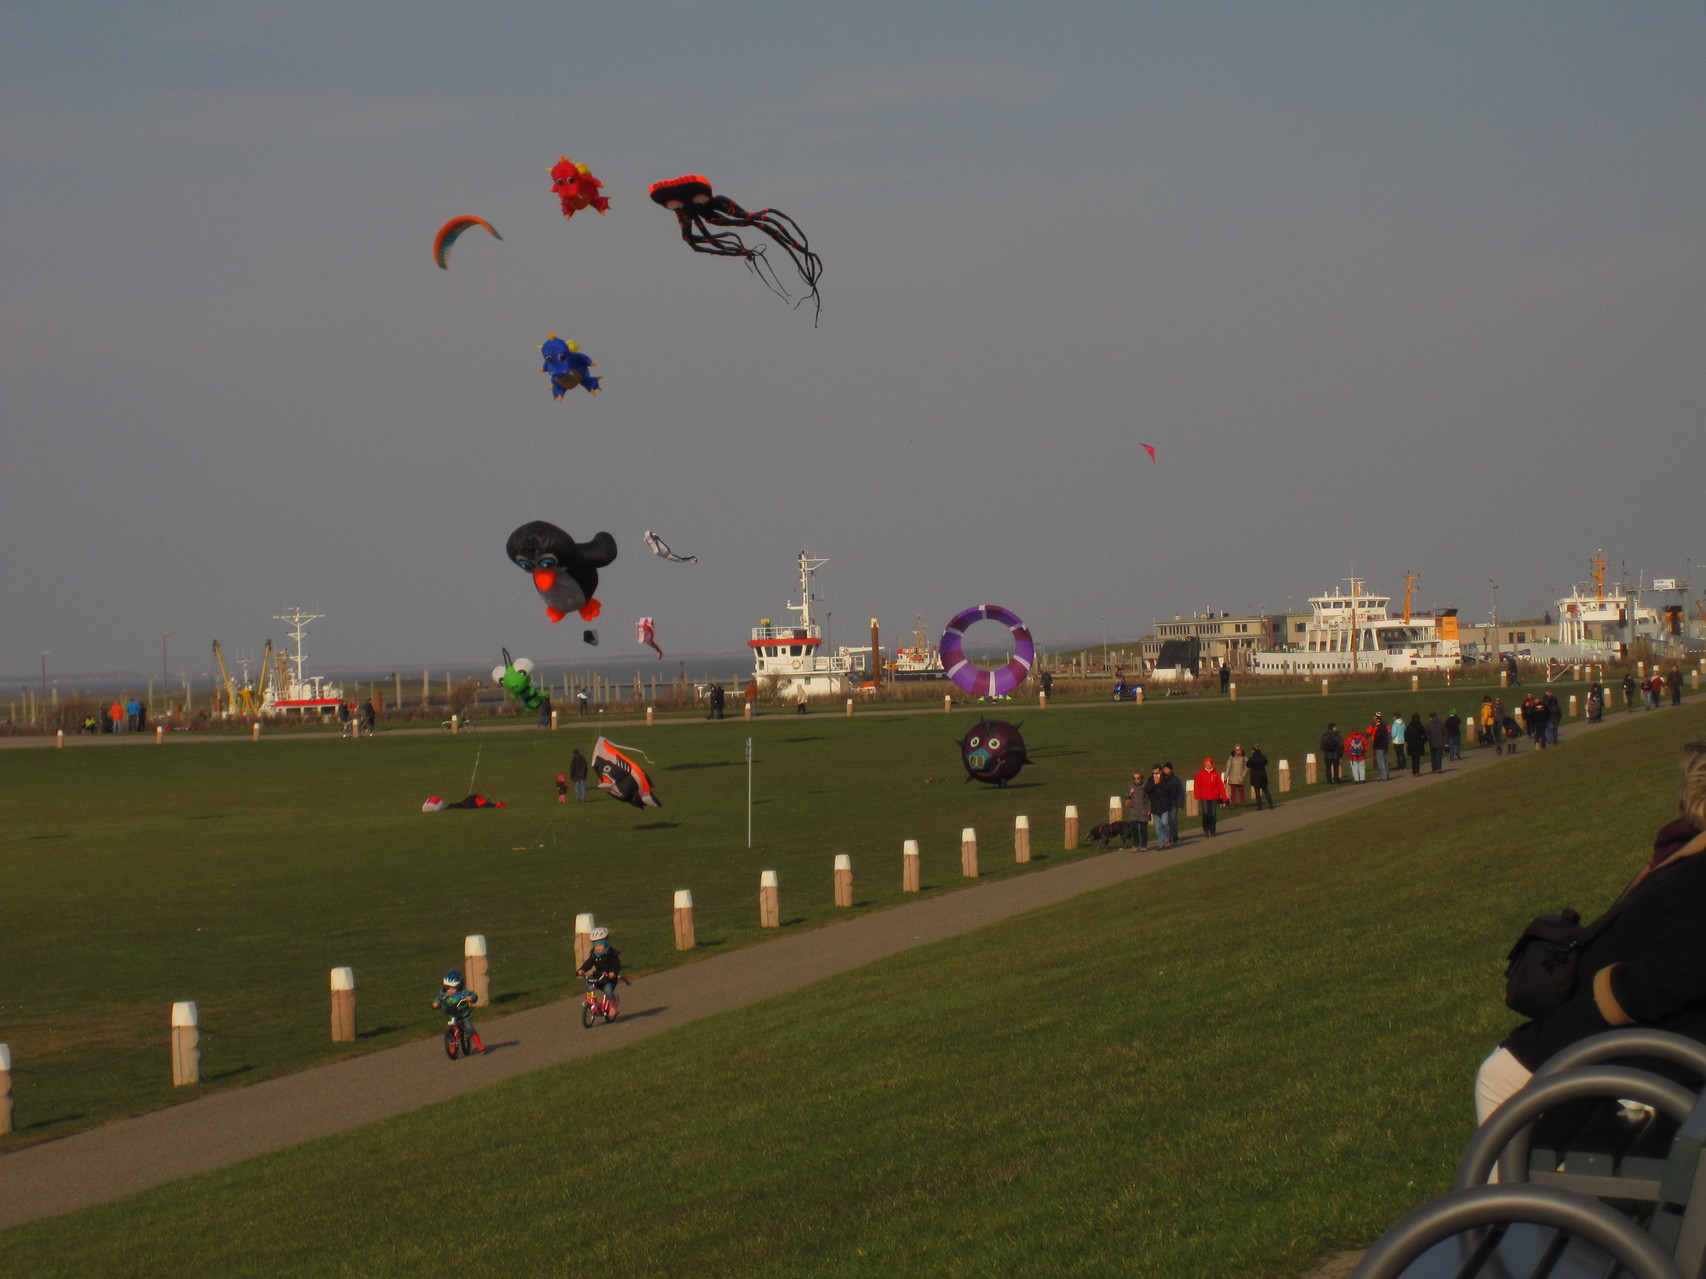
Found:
<box><xmin>588</xmin><ymin>926</ymin><xmax>610</xmax><ymax>942</ymax></box>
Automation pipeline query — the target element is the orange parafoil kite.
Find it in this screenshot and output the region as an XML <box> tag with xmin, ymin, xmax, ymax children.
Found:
<box><xmin>432</xmin><ymin>216</ymin><xmax>502</xmax><ymax>269</ymax></box>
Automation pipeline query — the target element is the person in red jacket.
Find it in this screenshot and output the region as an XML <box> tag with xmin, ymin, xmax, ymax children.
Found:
<box><xmin>1193</xmin><ymin>757</ymin><xmax>1228</xmax><ymax>837</ymax></box>
<box><xmin>1344</xmin><ymin>727</ymin><xmax>1369</xmax><ymax>784</ymax></box>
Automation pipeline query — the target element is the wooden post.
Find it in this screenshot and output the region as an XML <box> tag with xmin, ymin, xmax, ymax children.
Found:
<box><xmin>463</xmin><ymin>935</ymin><xmax>489</xmax><ymax>1005</ymax></box>
<box><xmin>1228</xmin><ymin>682</ymin><xmax>1237</xmax><ymax>701</ymax></box>
<box><xmin>551</xmin><ymin>709</ymin><xmax>559</xmax><ymax>730</ymax></box>
<box><xmin>1136</xmin><ymin>686</ymin><xmax>1145</xmax><ymax>704</ymax></box>
<box><xmin>1039</xmin><ymin>691</ymin><xmax>1048</xmax><ymax>709</ymax></box>
<box><xmin>450</xmin><ymin>714</ymin><xmax>460</xmax><ymax>734</ymax></box>
<box><xmin>1184</xmin><ymin>780</ymin><xmax>1198</xmax><ymax>817</ymax></box>
<box><xmin>744</xmin><ymin>701</ymin><xmax>753</xmax><ymax>721</ymax></box>
<box><xmin>834</xmin><ymin>855</ymin><xmax>853</xmax><ymax>907</ymax></box>
<box><xmin>1279</xmin><ymin>760</ymin><xmax>1293</xmax><ymax>792</ymax></box>
<box><xmin>943</xmin><ymin>694</ymin><xmax>952</xmax><ymax>713</ymax></box>
<box><xmin>330</xmin><ymin>967</ymin><xmax>356</xmax><ymax>1043</ymax></box>
<box><xmin>155</xmin><ymin>725</ymin><xmax>164</xmax><ymax>744</ymax></box>
<box><xmin>0</xmin><ymin>1043</ymin><xmax>12</xmax><ymax>1135</ymax></box>
<box><xmin>1410</xmin><ymin>674</ymin><xmax>1419</xmax><ymax>692</ymax></box>
<box><xmin>646</xmin><ymin>706</ymin><xmax>654</xmax><ymax>727</ymax></box>
<box><xmin>1500</xmin><ymin>670</ymin><xmax>1509</xmax><ymax>688</ymax></box>
<box><xmin>573</xmin><ymin>914</ymin><xmax>594</xmax><ymax>967</ymax></box>
<box><xmin>252</xmin><ymin>722</ymin><xmax>261</xmax><ymax>741</ymax></box>
<box><xmin>673</xmin><ymin>890</ymin><xmax>697</xmax><ymax>950</ymax></box>
<box><xmin>171</xmin><ymin>1001</ymin><xmax>200</xmax><ymax>1087</ymax></box>
<box><xmin>56</xmin><ymin>729</ymin><xmax>63</xmax><ymax>748</ymax></box>
<box><xmin>1569</xmin><ymin>694</ymin><xmax>1579</xmax><ymax>717</ymax></box>
<box><xmin>1446</xmin><ymin>670</ymin><xmax>1453</xmax><ymax>686</ymax></box>
<box><xmin>1321</xmin><ymin>679</ymin><xmax>1330</xmax><ymax>696</ymax></box>
<box><xmin>845</xmin><ymin>698</ymin><xmax>853</xmax><ymax>716</ymax></box>
<box><xmin>903</xmin><ymin>839</ymin><xmax>921</xmax><ymax>892</ymax></box>
<box><xmin>1064</xmin><ymin>804</ymin><xmax>1079</xmax><ymax>849</ymax></box>
<box><xmin>960</xmin><ymin>827</ymin><xmax>979</xmax><ymax>878</ymax></box>
<box><xmin>1014</xmin><ymin>815</ymin><xmax>1031</xmax><ymax>863</ymax></box>
<box><xmin>1305</xmin><ymin>753</ymin><xmax>1318</xmax><ymax>785</ymax></box>
<box><xmin>759</xmin><ymin>871</ymin><xmax>780</xmax><ymax>928</ymax></box>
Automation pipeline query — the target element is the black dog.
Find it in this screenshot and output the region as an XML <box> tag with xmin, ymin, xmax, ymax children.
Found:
<box><xmin>1086</xmin><ymin>820</ymin><xmax>1132</xmax><ymax>850</ymax></box>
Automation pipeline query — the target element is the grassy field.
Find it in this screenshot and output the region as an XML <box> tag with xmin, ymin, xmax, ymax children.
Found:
<box><xmin>6</xmin><ymin>699</ymin><xmax>1700</xmax><ymax>1276</ymax></box>
<box><xmin>0</xmin><ymin>678</ymin><xmax>1604</xmax><ymax>1147</ymax></box>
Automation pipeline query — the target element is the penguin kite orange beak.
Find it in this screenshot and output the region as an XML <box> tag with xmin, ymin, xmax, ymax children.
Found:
<box><xmin>533</xmin><ymin>569</ymin><xmax>557</xmax><ymax>592</ymax></box>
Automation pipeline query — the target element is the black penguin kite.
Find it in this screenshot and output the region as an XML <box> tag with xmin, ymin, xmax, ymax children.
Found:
<box><xmin>505</xmin><ymin>521</ymin><xmax>618</xmax><ymax>626</ymax></box>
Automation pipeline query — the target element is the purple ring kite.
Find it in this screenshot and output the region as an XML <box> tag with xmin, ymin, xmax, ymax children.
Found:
<box><xmin>939</xmin><ymin>605</ymin><xmax>1035</xmax><ymax>698</ymax></box>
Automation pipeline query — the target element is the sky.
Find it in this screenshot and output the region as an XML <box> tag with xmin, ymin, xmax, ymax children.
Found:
<box><xmin>3</xmin><ymin>2</ymin><xmax>1703</xmax><ymax>685</ymax></box>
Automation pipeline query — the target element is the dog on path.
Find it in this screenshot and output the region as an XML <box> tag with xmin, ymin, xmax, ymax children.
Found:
<box><xmin>1086</xmin><ymin>820</ymin><xmax>1133</xmax><ymax>850</ymax></box>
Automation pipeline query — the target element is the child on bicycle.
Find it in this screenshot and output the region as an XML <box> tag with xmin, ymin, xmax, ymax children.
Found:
<box><xmin>432</xmin><ymin>969</ymin><xmax>486</xmax><ymax>1054</ymax></box>
<box><xmin>576</xmin><ymin>927</ymin><xmax>624</xmax><ymax>1007</ymax></box>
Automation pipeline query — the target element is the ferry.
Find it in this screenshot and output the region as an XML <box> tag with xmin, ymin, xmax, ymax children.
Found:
<box><xmin>1249</xmin><ymin>580</ymin><xmax>1461</xmax><ymax>675</ymax></box>
<box><xmin>260</xmin><ymin>608</ymin><xmax>346</xmax><ymax>716</ymax></box>
<box><xmin>749</xmin><ymin>554</ymin><xmax>866</xmax><ymax>700</ymax></box>
<box><xmin>884</xmin><ymin>616</ymin><xmax>948</xmax><ymax>682</ymax></box>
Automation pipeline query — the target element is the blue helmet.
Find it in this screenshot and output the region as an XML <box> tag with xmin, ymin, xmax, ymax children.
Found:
<box><xmin>443</xmin><ymin>969</ymin><xmax>463</xmax><ymax>989</ymax></box>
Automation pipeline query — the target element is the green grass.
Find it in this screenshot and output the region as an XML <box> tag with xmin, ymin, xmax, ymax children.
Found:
<box><xmin>0</xmin><ymin>681</ymin><xmax>1612</xmax><ymax>1146</ymax></box>
<box><xmin>8</xmin><ymin>700</ymin><xmax>1700</xmax><ymax>1276</ymax></box>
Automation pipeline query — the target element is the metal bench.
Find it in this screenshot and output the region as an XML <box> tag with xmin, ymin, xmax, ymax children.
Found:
<box><xmin>1351</xmin><ymin>1032</ymin><xmax>1706</xmax><ymax>1278</ymax></box>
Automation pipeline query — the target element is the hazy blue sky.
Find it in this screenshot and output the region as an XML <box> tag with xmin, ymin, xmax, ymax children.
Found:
<box><xmin>3</xmin><ymin>2</ymin><xmax>1702</xmax><ymax>682</ymax></box>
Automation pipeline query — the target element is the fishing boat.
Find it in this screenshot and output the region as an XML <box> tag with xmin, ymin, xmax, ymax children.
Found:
<box><xmin>884</xmin><ymin>615</ymin><xmax>948</xmax><ymax>682</ymax></box>
<box><xmin>260</xmin><ymin>608</ymin><xmax>346</xmax><ymax>715</ymax></box>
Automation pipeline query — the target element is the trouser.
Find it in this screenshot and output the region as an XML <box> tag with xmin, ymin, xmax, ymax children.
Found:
<box><xmin>1374</xmin><ymin>751</ymin><xmax>1389</xmax><ymax>780</ymax></box>
<box><xmin>1393</xmin><ymin>743</ymin><xmax>1406</xmax><ymax>768</ymax></box>
<box><xmin>1348</xmin><ymin>759</ymin><xmax>1365</xmax><ymax>782</ymax></box>
<box><xmin>1130</xmin><ymin>818</ymin><xmax>1148</xmax><ymax>849</ymax></box>
<box><xmin>1154</xmin><ymin>810</ymin><xmax>1175</xmax><ymax>846</ymax></box>
<box><xmin>1227</xmin><ymin>784</ymin><xmax>1245</xmax><ymax>807</ymax></box>
<box><xmin>1324</xmin><ymin>756</ymin><xmax>1341</xmax><ymax>783</ymax></box>
<box><xmin>1411</xmin><ymin>747</ymin><xmax>1423</xmax><ymax>774</ymax></box>
<box><xmin>1475</xmin><ymin>1046</ymin><xmax>1533</xmax><ymax>1127</ymax></box>
<box><xmin>1430</xmin><ymin>747</ymin><xmax>1444</xmax><ymax>772</ymax></box>
<box><xmin>573</xmin><ymin>779</ymin><xmax>586</xmax><ymax>802</ymax></box>
<box><xmin>1200</xmin><ymin>799</ymin><xmax>1219</xmax><ymax>835</ymax></box>
<box><xmin>1253</xmin><ymin>785</ymin><xmax>1273</xmax><ymax>810</ymax></box>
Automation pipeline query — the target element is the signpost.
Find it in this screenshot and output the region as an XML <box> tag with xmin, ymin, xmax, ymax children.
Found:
<box><xmin>746</xmin><ymin>737</ymin><xmax>754</xmax><ymax>849</ymax></box>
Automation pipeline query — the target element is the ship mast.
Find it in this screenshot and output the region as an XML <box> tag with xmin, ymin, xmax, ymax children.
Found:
<box><xmin>1344</xmin><ymin>576</ymin><xmax>1363</xmax><ymax>673</ymax></box>
<box><xmin>786</xmin><ymin>553</ymin><xmax>828</xmax><ymax>635</ymax></box>
<box><xmin>1403</xmin><ymin>572</ymin><xmax>1418</xmax><ymax>625</ymax></box>
<box><xmin>273</xmin><ymin>608</ymin><xmax>324</xmax><ymax>692</ymax></box>
<box><xmin>1591</xmin><ymin>550</ymin><xmax>1606</xmax><ymax>601</ymax></box>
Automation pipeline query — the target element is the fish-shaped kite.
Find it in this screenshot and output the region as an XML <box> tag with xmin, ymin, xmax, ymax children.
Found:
<box><xmin>642</xmin><ymin>530</ymin><xmax>698</xmax><ymax>564</ymax></box>
<box><xmin>636</xmin><ymin>617</ymin><xmax>663</xmax><ymax>659</ymax></box>
<box><xmin>592</xmin><ymin>738</ymin><xmax>661</xmax><ymax>809</ymax></box>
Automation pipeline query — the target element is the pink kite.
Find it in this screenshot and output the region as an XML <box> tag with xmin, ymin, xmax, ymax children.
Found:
<box><xmin>1140</xmin><ymin>443</ymin><xmax>1157</xmax><ymax>462</ymax></box>
<box><xmin>636</xmin><ymin>617</ymin><xmax>663</xmax><ymax>659</ymax></box>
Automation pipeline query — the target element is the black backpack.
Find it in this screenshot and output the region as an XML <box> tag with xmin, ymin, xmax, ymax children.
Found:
<box><xmin>1503</xmin><ymin>908</ymin><xmax>1585</xmax><ymax>1020</ymax></box>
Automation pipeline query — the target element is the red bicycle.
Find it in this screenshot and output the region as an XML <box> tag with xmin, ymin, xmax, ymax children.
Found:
<box><xmin>581</xmin><ymin>974</ymin><xmax>627</xmax><ymax>1028</ymax></box>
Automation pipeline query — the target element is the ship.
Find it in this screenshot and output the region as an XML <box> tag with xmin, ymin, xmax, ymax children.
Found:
<box><xmin>884</xmin><ymin>615</ymin><xmax>948</xmax><ymax>682</ymax></box>
<box><xmin>748</xmin><ymin>553</ymin><xmax>867</xmax><ymax>700</ymax></box>
<box><xmin>259</xmin><ymin>608</ymin><xmax>346</xmax><ymax>716</ymax></box>
<box><xmin>1248</xmin><ymin>579</ymin><xmax>1461</xmax><ymax>675</ymax></box>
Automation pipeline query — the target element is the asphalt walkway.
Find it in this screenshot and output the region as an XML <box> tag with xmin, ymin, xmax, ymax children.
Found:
<box><xmin>0</xmin><ymin>708</ymin><xmax>1642</xmax><ymax>1229</ymax></box>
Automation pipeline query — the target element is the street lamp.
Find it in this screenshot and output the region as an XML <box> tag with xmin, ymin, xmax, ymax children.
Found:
<box><xmin>39</xmin><ymin>650</ymin><xmax>51</xmax><ymax>719</ymax></box>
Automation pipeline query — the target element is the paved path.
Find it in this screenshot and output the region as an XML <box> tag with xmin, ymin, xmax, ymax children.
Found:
<box><xmin>0</xmin><ymin>710</ymin><xmax>1643</xmax><ymax>1228</ymax></box>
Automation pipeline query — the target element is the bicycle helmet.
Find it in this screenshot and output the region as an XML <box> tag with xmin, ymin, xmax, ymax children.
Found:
<box><xmin>443</xmin><ymin>969</ymin><xmax>464</xmax><ymax>989</ymax></box>
<box><xmin>588</xmin><ymin>927</ymin><xmax>610</xmax><ymax>942</ymax></box>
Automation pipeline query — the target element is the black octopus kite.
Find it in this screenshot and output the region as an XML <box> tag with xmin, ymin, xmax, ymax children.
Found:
<box><xmin>648</xmin><ymin>175</ymin><xmax>823</xmax><ymax>323</ymax></box>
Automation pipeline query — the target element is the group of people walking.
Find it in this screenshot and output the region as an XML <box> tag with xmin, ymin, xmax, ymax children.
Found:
<box><xmin>1121</xmin><ymin>745</ymin><xmax>1274</xmax><ymax>850</ymax></box>
<box><xmin>1320</xmin><ymin>711</ymin><xmax>1463</xmax><ymax>783</ymax></box>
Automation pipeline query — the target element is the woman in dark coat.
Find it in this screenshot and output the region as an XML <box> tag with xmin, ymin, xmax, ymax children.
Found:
<box><xmin>1408</xmin><ymin>713</ymin><xmax>1426</xmax><ymax>775</ymax></box>
<box><xmin>1475</xmin><ymin>733</ymin><xmax>1706</xmax><ymax>1121</ymax></box>
<box><xmin>1247</xmin><ymin>745</ymin><xmax>1273</xmax><ymax>810</ymax></box>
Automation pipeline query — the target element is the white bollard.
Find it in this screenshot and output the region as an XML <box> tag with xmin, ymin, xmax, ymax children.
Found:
<box><xmin>1108</xmin><ymin>795</ymin><xmax>1124</xmax><ymax>829</ymax></box>
<box><xmin>646</xmin><ymin>706</ymin><xmax>654</xmax><ymax>727</ymax></box>
<box><xmin>1229</xmin><ymin>682</ymin><xmax>1237</xmax><ymax>701</ymax></box>
<box><xmin>759</xmin><ymin>871</ymin><xmax>780</xmax><ymax>928</ymax></box>
<box><xmin>834</xmin><ymin>855</ymin><xmax>853</xmax><ymax>907</ymax></box>
<box><xmin>155</xmin><ymin>725</ymin><xmax>164</xmax><ymax>744</ymax></box>
<box><xmin>1305</xmin><ymin>753</ymin><xmax>1318</xmax><ymax>785</ymax></box>
<box><xmin>551</xmin><ymin>710</ymin><xmax>559</xmax><ymax>730</ymax></box>
<box><xmin>56</xmin><ymin>730</ymin><xmax>63</xmax><ymax>748</ymax></box>
<box><xmin>252</xmin><ymin>722</ymin><xmax>261</xmax><ymax>741</ymax></box>
<box><xmin>1064</xmin><ymin>804</ymin><xmax>1080</xmax><ymax>849</ymax></box>
<box><xmin>574</xmin><ymin>913</ymin><xmax>595</xmax><ymax>967</ymax></box>
<box><xmin>903</xmin><ymin>839</ymin><xmax>921</xmax><ymax>892</ymax></box>
<box><xmin>330</xmin><ymin>967</ymin><xmax>357</xmax><ymax>1043</ymax></box>
<box><xmin>1039</xmin><ymin>692</ymin><xmax>1048</xmax><ymax>709</ymax></box>
<box><xmin>674</xmin><ymin>889</ymin><xmax>696</xmax><ymax>950</ymax></box>
<box><xmin>1185</xmin><ymin>779</ymin><xmax>1198</xmax><ymax>817</ymax></box>
<box><xmin>451</xmin><ymin>714</ymin><xmax>461</xmax><ymax>733</ymax></box>
<box><xmin>961</xmin><ymin>827</ymin><xmax>979</xmax><ymax>878</ymax></box>
<box><xmin>943</xmin><ymin>694</ymin><xmax>952</xmax><ymax>713</ymax></box>
<box><xmin>1279</xmin><ymin>760</ymin><xmax>1292</xmax><ymax>793</ymax></box>
<box><xmin>1136</xmin><ymin>686</ymin><xmax>1145</xmax><ymax>704</ymax></box>
<box><xmin>171</xmin><ymin>1002</ymin><xmax>200</xmax><ymax>1087</ymax></box>
<box><xmin>1322</xmin><ymin>679</ymin><xmax>1330</xmax><ymax>696</ymax></box>
<box><xmin>1569</xmin><ymin>694</ymin><xmax>1578</xmax><ymax>717</ymax></box>
<box><xmin>1014</xmin><ymin>815</ymin><xmax>1031</xmax><ymax>864</ymax></box>
<box><xmin>463</xmin><ymin>935</ymin><xmax>489</xmax><ymax>1005</ymax></box>
<box><xmin>1410</xmin><ymin>674</ymin><xmax>1419</xmax><ymax>692</ymax></box>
